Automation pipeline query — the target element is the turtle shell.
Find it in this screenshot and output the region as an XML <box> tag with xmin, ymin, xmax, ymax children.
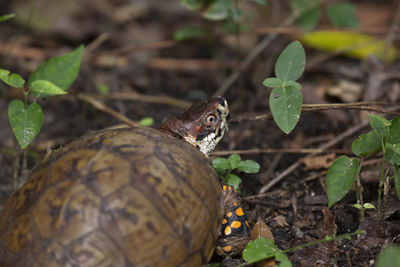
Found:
<box><xmin>0</xmin><ymin>127</ymin><xmax>222</xmax><ymax>267</ymax></box>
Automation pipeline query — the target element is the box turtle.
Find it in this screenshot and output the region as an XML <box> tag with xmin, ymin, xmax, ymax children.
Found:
<box><xmin>0</xmin><ymin>97</ymin><xmax>250</xmax><ymax>266</ymax></box>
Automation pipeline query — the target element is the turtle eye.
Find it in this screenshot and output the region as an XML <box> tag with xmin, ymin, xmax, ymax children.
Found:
<box><xmin>205</xmin><ymin>115</ymin><xmax>216</xmax><ymax>125</ymax></box>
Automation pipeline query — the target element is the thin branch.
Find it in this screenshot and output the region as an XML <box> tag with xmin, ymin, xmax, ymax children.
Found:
<box><xmin>78</xmin><ymin>93</ymin><xmax>140</xmax><ymax>127</ymax></box>
<box><xmin>211</xmin><ymin>148</ymin><xmax>351</xmax><ymax>156</ymax></box>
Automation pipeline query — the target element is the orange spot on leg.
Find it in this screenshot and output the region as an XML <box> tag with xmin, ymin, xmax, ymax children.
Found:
<box><xmin>231</xmin><ymin>221</ymin><xmax>241</xmax><ymax>229</ymax></box>
<box><xmin>224</xmin><ymin>226</ymin><xmax>232</xmax><ymax>236</ymax></box>
<box><xmin>235</xmin><ymin>207</ymin><xmax>244</xmax><ymax>216</ymax></box>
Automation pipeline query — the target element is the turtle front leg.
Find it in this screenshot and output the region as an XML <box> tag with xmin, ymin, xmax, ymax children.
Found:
<box><xmin>216</xmin><ymin>184</ymin><xmax>251</xmax><ymax>256</ymax></box>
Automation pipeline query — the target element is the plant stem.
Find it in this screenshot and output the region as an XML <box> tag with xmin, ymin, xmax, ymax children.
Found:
<box><xmin>377</xmin><ymin>145</ymin><xmax>386</xmax><ymax>220</ymax></box>
<box><xmin>355</xmin><ymin>158</ymin><xmax>364</xmax><ymax>220</ymax></box>
<box><xmin>282</xmin><ymin>230</ymin><xmax>365</xmax><ymax>254</ymax></box>
<box><xmin>237</xmin><ymin>230</ymin><xmax>365</xmax><ymax>267</ymax></box>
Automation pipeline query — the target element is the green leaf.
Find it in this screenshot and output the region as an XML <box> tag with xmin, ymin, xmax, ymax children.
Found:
<box><xmin>263</xmin><ymin>78</ymin><xmax>283</xmax><ymax>88</ymax></box>
<box><xmin>227</xmin><ymin>174</ymin><xmax>241</xmax><ymax>189</ymax></box>
<box><xmin>269</xmin><ymin>85</ymin><xmax>303</xmax><ymax>134</ymax></box>
<box><xmin>203</xmin><ymin>0</ymin><xmax>233</xmax><ymax>21</ymax></box>
<box><xmin>275</xmin><ymin>252</ymin><xmax>292</xmax><ymax>267</ymax></box>
<box><xmin>228</xmin><ymin>154</ymin><xmax>241</xmax><ymax>169</ymax></box>
<box><xmin>180</xmin><ymin>0</ymin><xmax>204</xmax><ymax>10</ymax></box>
<box><xmin>275</xmin><ymin>41</ymin><xmax>306</xmax><ymax>82</ymax></box>
<box><xmin>363</xmin><ymin>203</ymin><xmax>376</xmax><ymax>209</ymax></box>
<box><xmin>96</xmin><ymin>84</ymin><xmax>109</xmax><ymax>95</ymax></box>
<box><xmin>376</xmin><ymin>245</ymin><xmax>400</xmax><ymax>267</ymax></box>
<box><xmin>29</xmin><ymin>80</ymin><xmax>67</xmax><ymax>98</ymax></box>
<box><xmin>0</xmin><ymin>13</ymin><xmax>15</xmax><ymax>23</ymax></box>
<box><xmin>139</xmin><ymin>117</ymin><xmax>154</xmax><ymax>127</ymax></box>
<box><xmin>389</xmin><ymin>117</ymin><xmax>400</xmax><ymax>144</ymax></box>
<box><xmin>296</xmin><ymin>5</ymin><xmax>321</xmax><ymax>29</ymax></box>
<box><xmin>212</xmin><ymin>157</ymin><xmax>231</xmax><ymax>171</ymax></box>
<box><xmin>385</xmin><ymin>143</ymin><xmax>400</xmax><ymax>165</ymax></box>
<box><xmin>353</xmin><ymin>203</ymin><xmax>362</xmax><ymax>210</ymax></box>
<box><xmin>369</xmin><ymin>114</ymin><xmax>390</xmax><ymax>138</ymax></box>
<box><xmin>237</xmin><ymin>160</ymin><xmax>260</xmax><ymax>173</ymax></box>
<box><xmin>243</xmin><ymin>238</ymin><xmax>280</xmax><ymax>264</ymax></box>
<box><xmin>285</xmin><ymin>81</ymin><xmax>302</xmax><ymax>90</ymax></box>
<box><xmin>8</xmin><ymin>100</ymin><xmax>43</xmax><ymax>149</ymax></box>
<box><xmin>0</xmin><ymin>69</ymin><xmax>25</xmax><ymax>88</ymax></box>
<box><xmin>326</xmin><ymin>2</ymin><xmax>360</xmax><ymax>28</ymax></box>
<box><xmin>326</xmin><ymin>156</ymin><xmax>359</xmax><ymax>207</ymax></box>
<box><xmin>351</xmin><ymin>130</ymin><xmax>382</xmax><ymax>157</ymax></box>
<box><xmin>28</xmin><ymin>45</ymin><xmax>84</xmax><ymax>97</ymax></box>
<box><xmin>174</xmin><ymin>26</ymin><xmax>205</xmax><ymax>41</ymax></box>
<box><xmin>395</xmin><ymin>165</ymin><xmax>400</xmax><ymax>200</ymax></box>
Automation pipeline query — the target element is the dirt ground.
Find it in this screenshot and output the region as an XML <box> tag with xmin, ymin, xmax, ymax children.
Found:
<box><xmin>0</xmin><ymin>0</ymin><xmax>400</xmax><ymax>266</ymax></box>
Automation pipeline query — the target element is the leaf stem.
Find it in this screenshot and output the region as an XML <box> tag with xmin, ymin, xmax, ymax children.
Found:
<box><xmin>377</xmin><ymin>140</ymin><xmax>386</xmax><ymax>220</ymax></box>
<box><xmin>355</xmin><ymin>158</ymin><xmax>365</xmax><ymax>220</ymax></box>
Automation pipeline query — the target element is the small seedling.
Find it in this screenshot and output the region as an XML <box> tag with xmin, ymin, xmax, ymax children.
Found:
<box><xmin>263</xmin><ymin>41</ymin><xmax>306</xmax><ymax>134</ymax></box>
<box><xmin>326</xmin><ymin>115</ymin><xmax>400</xmax><ymax>219</ymax></box>
<box><xmin>1</xmin><ymin>45</ymin><xmax>84</xmax><ymax>149</ymax></box>
<box><xmin>212</xmin><ymin>153</ymin><xmax>260</xmax><ymax>189</ymax></box>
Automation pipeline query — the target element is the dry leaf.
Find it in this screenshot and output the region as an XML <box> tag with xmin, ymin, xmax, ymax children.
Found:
<box><xmin>273</xmin><ymin>215</ymin><xmax>289</xmax><ymax>227</ymax></box>
<box><xmin>250</xmin><ymin>217</ymin><xmax>276</xmax><ymax>267</ymax></box>
<box><xmin>302</xmin><ymin>153</ymin><xmax>336</xmax><ymax>170</ymax></box>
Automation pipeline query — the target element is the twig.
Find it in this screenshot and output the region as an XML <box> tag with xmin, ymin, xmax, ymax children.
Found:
<box><xmin>231</xmin><ymin>102</ymin><xmax>400</xmax><ymax>122</ymax></box>
<box><xmin>85</xmin><ymin>92</ymin><xmax>192</xmax><ymax>109</ymax></box>
<box><xmin>255</xmin><ymin>119</ymin><xmax>370</xmax><ymax>195</ymax></box>
<box><xmin>212</xmin><ymin>148</ymin><xmax>351</xmax><ymax>156</ymax></box>
<box><xmin>78</xmin><ymin>93</ymin><xmax>140</xmax><ymax>127</ymax></box>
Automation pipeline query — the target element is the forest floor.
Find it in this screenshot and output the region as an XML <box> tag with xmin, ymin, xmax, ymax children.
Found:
<box><xmin>1</xmin><ymin>0</ymin><xmax>400</xmax><ymax>266</ymax></box>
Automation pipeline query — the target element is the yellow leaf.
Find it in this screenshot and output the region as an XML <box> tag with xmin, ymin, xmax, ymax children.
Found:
<box><xmin>301</xmin><ymin>31</ymin><xmax>398</xmax><ymax>63</ymax></box>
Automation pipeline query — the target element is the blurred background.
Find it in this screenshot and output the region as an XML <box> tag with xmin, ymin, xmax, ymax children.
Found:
<box><xmin>1</xmin><ymin>0</ymin><xmax>400</xmax><ymax>265</ymax></box>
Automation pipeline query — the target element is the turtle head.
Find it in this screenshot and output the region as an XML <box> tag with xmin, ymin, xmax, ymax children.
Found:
<box><xmin>160</xmin><ymin>96</ymin><xmax>230</xmax><ymax>155</ymax></box>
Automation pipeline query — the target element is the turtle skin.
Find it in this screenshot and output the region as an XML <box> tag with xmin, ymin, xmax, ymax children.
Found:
<box><xmin>0</xmin><ymin>127</ymin><xmax>223</xmax><ymax>267</ymax></box>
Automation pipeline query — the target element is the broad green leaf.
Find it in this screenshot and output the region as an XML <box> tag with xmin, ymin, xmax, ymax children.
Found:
<box><xmin>351</xmin><ymin>130</ymin><xmax>381</xmax><ymax>157</ymax></box>
<box><xmin>180</xmin><ymin>0</ymin><xmax>204</xmax><ymax>10</ymax></box>
<box><xmin>8</xmin><ymin>100</ymin><xmax>43</xmax><ymax>149</ymax></box>
<box><xmin>28</xmin><ymin>45</ymin><xmax>84</xmax><ymax>97</ymax></box>
<box><xmin>275</xmin><ymin>252</ymin><xmax>292</xmax><ymax>267</ymax></box>
<box><xmin>369</xmin><ymin>114</ymin><xmax>390</xmax><ymax>138</ymax></box>
<box><xmin>296</xmin><ymin>5</ymin><xmax>321</xmax><ymax>29</ymax></box>
<box><xmin>0</xmin><ymin>69</ymin><xmax>25</xmax><ymax>88</ymax></box>
<box><xmin>301</xmin><ymin>31</ymin><xmax>397</xmax><ymax>63</ymax></box>
<box><xmin>269</xmin><ymin>85</ymin><xmax>302</xmax><ymax>134</ymax></box>
<box><xmin>0</xmin><ymin>13</ymin><xmax>15</xmax><ymax>23</ymax></box>
<box><xmin>139</xmin><ymin>117</ymin><xmax>154</xmax><ymax>127</ymax></box>
<box><xmin>203</xmin><ymin>0</ymin><xmax>233</xmax><ymax>21</ymax></box>
<box><xmin>174</xmin><ymin>27</ymin><xmax>205</xmax><ymax>41</ymax></box>
<box><xmin>389</xmin><ymin>117</ymin><xmax>400</xmax><ymax>144</ymax></box>
<box><xmin>212</xmin><ymin>157</ymin><xmax>231</xmax><ymax>171</ymax></box>
<box><xmin>275</xmin><ymin>41</ymin><xmax>306</xmax><ymax>82</ymax></box>
<box><xmin>395</xmin><ymin>165</ymin><xmax>400</xmax><ymax>200</ymax></box>
<box><xmin>326</xmin><ymin>156</ymin><xmax>359</xmax><ymax>207</ymax></box>
<box><xmin>385</xmin><ymin>143</ymin><xmax>400</xmax><ymax>165</ymax></box>
<box><xmin>227</xmin><ymin>174</ymin><xmax>241</xmax><ymax>189</ymax></box>
<box><xmin>263</xmin><ymin>78</ymin><xmax>283</xmax><ymax>88</ymax></box>
<box><xmin>243</xmin><ymin>238</ymin><xmax>279</xmax><ymax>264</ymax></box>
<box><xmin>29</xmin><ymin>80</ymin><xmax>67</xmax><ymax>98</ymax></box>
<box><xmin>237</xmin><ymin>160</ymin><xmax>260</xmax><ymax>173</ymax></box>
<box><xmin>228</xmin><ymin>154</ymin><xmax>241</xmax><ymax>169</ymax></box>
<box><xmin>326</xmin><ymin>2</ymin><xmax>360</xmax><ymax>28</ymax></box>
<box><xmin>376</xmin><ymin>245</ymin><xmax>400</xmax><ymax>267</ymax></box>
